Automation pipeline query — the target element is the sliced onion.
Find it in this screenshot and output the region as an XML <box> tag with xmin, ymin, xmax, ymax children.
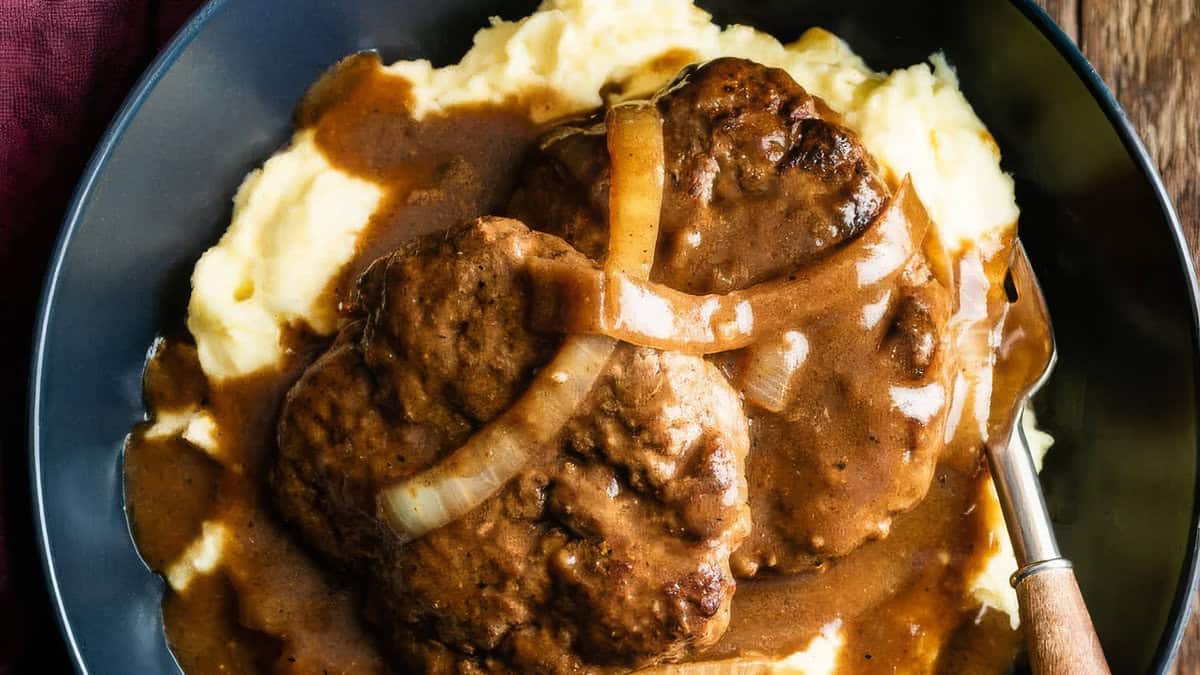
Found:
<box><xmin>529</xmin><ymin>177</ymin><xmax>930</xmax><ymax>354</ymax></box>
<box><xmin>378</xmin><ymin>334</ymin><xmax>617</xmax><ymax>543</ymax></box>
<box><xmin>529</xmin><ymin>261</ymin><xmax>748</xmax><ymax>352</ymax></box>
<box><xmin>941</xmin><ymin>249</ymin><xmax>994</xmax><ymax>446</ymax></box>
<box><xmin>378</xmin><ymin>103</ymin><xmax>665</xmax><ymax>542</ymax></box>
<box><xmin>740</xmin><ymin>330</ymin><xmax>810</xmax><ymax>412</ymax></box>
<box><xmin>605</xmin><ymin>102</ymin><xmax>665</xmax><ymax>277</ymax></box>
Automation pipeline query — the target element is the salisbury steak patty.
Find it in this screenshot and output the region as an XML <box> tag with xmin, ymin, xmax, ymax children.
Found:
<box><xmin>272</xmin><ymin>218</ymin><xmax>750</xmax><ymax>672</ymax></box>
<box><xmin>508</xmin><ymin>57</ymin><xmax>889</xmax><ymax>294</ymax></box>
<box><xmin>509</xmin><ymin>59</ymin><xmax>953</xmax><ymax>570</ymax></box>
<box><xmin>729</xmin><ymin>261</ymin><xmax>954</xmax><ymax>573</ymax></box>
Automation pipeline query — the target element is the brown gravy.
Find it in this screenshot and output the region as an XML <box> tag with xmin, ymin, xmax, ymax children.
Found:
<box><xmin>124</xmin><ymin>56</ymin><xmax>1029</xmax><ymax>674</ymax></box>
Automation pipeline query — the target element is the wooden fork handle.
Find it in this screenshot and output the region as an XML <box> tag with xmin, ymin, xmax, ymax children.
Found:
<box><xmin>1015</xmin><ymin>559</ymin><xmax>1110</xmax><ymax>674</ymax></box>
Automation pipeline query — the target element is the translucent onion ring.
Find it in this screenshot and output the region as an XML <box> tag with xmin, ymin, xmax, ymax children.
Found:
<box><xmin>739</xmin><ymin>330</ymin><xmax>811</xmax><ymax>413</ymax></box>
<box><xmin>605</xmin><ymin>101</ymin><xmax>665</xmax><ymax>276</ymax></box>
<box><xmin>378</xmin><ymin>333</ymin><xmax>619</xmax><ymax>543</ymax></box>
<box><xmin>528</xmin><ymin>177</ymin><xmax>930</xmax><ymax>355</ymax></box>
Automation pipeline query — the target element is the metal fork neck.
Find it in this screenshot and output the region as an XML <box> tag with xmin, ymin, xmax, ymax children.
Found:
<box><xmin>986</xmin><ymin>407</ymin><xmax>1062</xmax><ymax>569</ymax></box>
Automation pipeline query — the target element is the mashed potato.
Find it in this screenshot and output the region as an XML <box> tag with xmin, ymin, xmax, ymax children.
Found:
<box><xmin>183</xmin><ymin>0</ymin><xmax>1029</xmax><ymax>669</ymax></box>
<box><xmin>188</xmin><ymin>130</ymin><xmax>381</xmax><ymax>378</ymax></box>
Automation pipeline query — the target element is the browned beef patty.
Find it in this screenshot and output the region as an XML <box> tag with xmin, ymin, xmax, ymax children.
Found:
<box><xmin>272</xmin><ymin>218</ymin><xmax>751</xmax><ymax>672</ymax></box>
<box><xmin>508</xmin><ymin>58</ymin><xmax>953</xmax><ymax>572</ymax></box>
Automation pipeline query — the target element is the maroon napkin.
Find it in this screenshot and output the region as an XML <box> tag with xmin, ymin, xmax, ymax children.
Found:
<box><xmin>0</xmin><ymin>1</ymin><xmax>204</xmax><ymax>671</ymax></box>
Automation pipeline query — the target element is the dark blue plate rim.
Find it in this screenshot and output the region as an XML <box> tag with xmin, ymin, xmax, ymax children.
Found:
<box><xmin>28</xmin><ymin>1</ymin><xmax>233</xmax><ymax>671</ymax></box>
<box><xmin>1009</xmin><ymin>3</ymin><xmax>1200</xmax><ymax>672</ymax></box>
<box><xmin>28</xmin><ymin>1</ymin><xmax>1200</xmax><ymax>673</ymax></box>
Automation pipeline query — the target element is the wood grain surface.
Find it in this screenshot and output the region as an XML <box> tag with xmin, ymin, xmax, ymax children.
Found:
<box><xmin>1017</xmin><ymin>566</ymin><xmax>1111</xmax><ymax>674</ymax></box>
<box><xmin>1034</xmin><ymin>0</ymin><xmax>1200</xmax><ymax>671</ymax></box>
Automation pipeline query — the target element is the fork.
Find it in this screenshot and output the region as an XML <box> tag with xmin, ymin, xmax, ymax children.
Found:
<box><xmin>986</xmin><ymin>241</ymin><xmax>1110</xmax><ymax>674</ymax></box>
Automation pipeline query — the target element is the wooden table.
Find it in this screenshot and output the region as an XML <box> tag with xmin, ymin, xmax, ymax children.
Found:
<box><xmin>1034</xmin><ymin>0</ymin><xmax>1200</xmax><ymax>671</ymax></box>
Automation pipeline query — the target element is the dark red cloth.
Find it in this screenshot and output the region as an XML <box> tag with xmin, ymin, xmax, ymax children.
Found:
<box><xmin>0</xmin><ymin>1</ymin><xmax>205</xmax><ymax>671</ymax></box>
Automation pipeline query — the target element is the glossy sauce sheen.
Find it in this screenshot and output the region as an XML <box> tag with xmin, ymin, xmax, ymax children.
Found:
<box><xmin>124</xmin><ymin>57</ymin><xmax>1029</xmax><ymax>673</ymax></box>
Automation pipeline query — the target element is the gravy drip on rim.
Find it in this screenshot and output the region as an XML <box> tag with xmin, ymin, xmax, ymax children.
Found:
<box><xmin>124</xmin><ymin>55</ymin><xmax>1030</xmax><ymax>674</ymax></box>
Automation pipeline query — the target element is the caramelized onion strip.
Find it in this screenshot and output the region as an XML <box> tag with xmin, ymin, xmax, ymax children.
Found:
<box><xmin>739</xmin><ymin>330</ymin><xmax>810</xmax><ymax>412</ymax></box>
<box><xmin>530</xmin><ymin>177</ymin><xmax>930</xmax><ymax>354</ymax></box>
<box><xmin>378</xmin><ymin>104</ymin><xmax>665</xmax><ymax>542</ymax></box>
<box><xmin>605</xmin><ymin>102</ymin><xmax>665</xmax><ymax>277</ymax></box>
<box><xmin>379</xmin><ymin>334</ymin><xmax>617</xmax><ymax>543</ymax></box>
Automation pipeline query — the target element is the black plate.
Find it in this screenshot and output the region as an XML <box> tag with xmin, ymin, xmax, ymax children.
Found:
<box><xmin>30</xmin><ymin>0</ymin><xmax>1200</xmax><ymax>672</ymax></box>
